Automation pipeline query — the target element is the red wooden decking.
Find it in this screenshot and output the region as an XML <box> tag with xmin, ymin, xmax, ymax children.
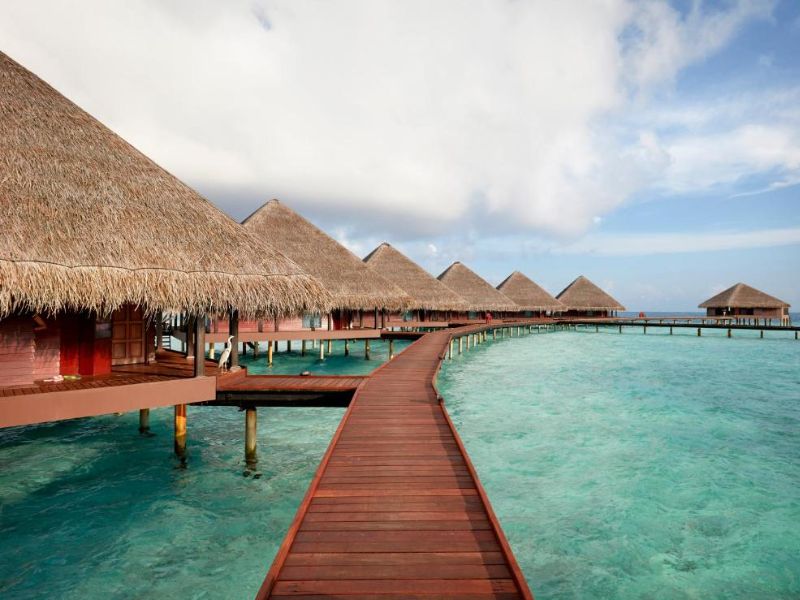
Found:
<box><xmin>218</xmin><ymin>375</ymin><xmax>366</xmax><ymax>394</ymax></box>
<box><xmin>257</xmin><ymin>324</ymin><xmax>533</xmax><ymax>599</ymax></box>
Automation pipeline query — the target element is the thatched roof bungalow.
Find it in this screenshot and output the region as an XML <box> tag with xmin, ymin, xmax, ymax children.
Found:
<box><xmin>699</xmin><ymin>283</ymin><xmax>791</xmax><ymax>325</ymax></box>
<box><xmin>0</xmin><ymin>51</ymin><xmax>329</xmax><ymax>390</ymax></box>
<box><xmin>436</xmin><ymin>262</ymin><xmax>517</xmax><ymax>314</ymax></box>
<box><xmin>496</xmin><ymin>271</ymin><xmax>563</xmax><ymax>314</ymax></box>
<box><xmin>363</xmin><ymin>243</ymin><xmax>469</xmax><ymax>316</ymax></box>
<box><xmin>242</xmin><ymin>200</ymin><xmax>411</xmax><ymax>326</ymax></box>
<box><xmin>556</xmin><ymin>275</ymin><xmax>624</xmax><ymax>317</ymax></box>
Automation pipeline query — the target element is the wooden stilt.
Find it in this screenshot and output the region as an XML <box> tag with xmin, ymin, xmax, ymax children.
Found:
<box><xmin>727</xmin><ymin>328</ymin><xmax>732</xmax><ymax>338</ymax></box>
<box><xmin>268</xmin><ymin>340</ymin><xmax>274</xmax><ymax>366</ymax></box>
<box><xmin>365</xmin><ymin>339</ymin><xmax>371</xmax><ymax>360</ymax></box>
<box><xmin>287</xmin><ymin>340</ymin><xmax>292</xmax><ymax>353</ymax></box>
<box><xmin>669</xmin><ymin>326</ymin><xmax>673</xmax><ymax>335</ymax></box>
<box><xmin>448</xmin><ymin>339</ymin><xmax>453</xmax><ymax>359</ymax></box>
<box><xmin>327</xmin><ymin>339</ymin><xmax>333</xmax><ymax>354</ymax></box>
<box><xmin>245</xmin><ymin>407</ymin><xmax>257</xmax><ymax>468</ymax></box>
<box><xmin>619</xmin><ymin>325</ymin><xmax>622</xmax><ymax>334</ymax></box>
<box><xmin>139</xmin><ymin>408</ymin><xmax>150</xmax><ymax>433</ymax></box>
<box><xmin>760</xmin><ymin>330</ymin><xmax>764</xmax><ymax>339</ymax></box>
<box><xmin>319</xmin><ymin>341</ymin><xmax>325</xmax><ymax>360</ymax></box>
<box><xmin>389</xmin><ymin>339</ymin><xmax>395</xmax><ymax>360</ymax></box>
<box><xmin>697</xmin><ymin>328</ymin><xmax>701</xmax><ymax>337</ymax></box>
<box><xmin>492</xmin><ymin>329</ymin><xmax>496</xmax><ymax>341</ymax></box>
<box><xmin>344</xmin><ymin>339</ymin><xmax>350</xmax><ymax>356</ymax></box>
<box><xmin>174</xmin><ymin>404</ymin><xmax>187</xmax><ymax>457</ymax></box>
<box><xmin>643</xmin><ymin>325</ymin><xmax>647</xmax><ymax>335</ymax></box>
<box><xmin>208</xmin><ymin>342</ymin><xmax>215</xmax><ymax>359</ymax></box>
<box><xmin>301</xmin><ymin>340</ymin><xmax>306</xmax><ymax>356</ymax></box>
<box><xmin>458</xmin><ymin>337</ymin><xmax>463</xmax><ymax>354</ymax></box>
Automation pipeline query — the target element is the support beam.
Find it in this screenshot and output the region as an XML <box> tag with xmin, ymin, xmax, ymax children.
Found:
<box><xmin>245</xmin><ymin>407</ymin><xmax>257</xmax><ymax>468</ymax></box>
<box><xmin>327</xmin><ymin>339</ymin><xmax>333</xmax><ymax>354</ymax></box>
<box><xmin>365</xmin><ymin>339</ymin><xmax>371</xmax><ymax>360</ymax></box>
<box><xmin>286</xmin><ymin>339</ymin><xmax>291</xmax><ymax>353</ymax></box>
<box><xmin>458</xmin><ymin>337</ymin><xmax>463</xmax><ymax>354</ymax></box>
<box><xmin>301</xmin><ymin>340</ymin><xmax>306</xmax><ymax>356</ymax></box>
<box><xmin>208</xmin><ymin>342</ymin><xmax>215</xmax><ymax>360</ymax></box>
<box><xmin>344</xmin><ymin>339</ymin><xmax>350</xmax><ymax>356</ymax></box>
<box><xmin>229</xmin><ymin>311</ymin><xmax>239</xmax><ymax>369</ymax></box>
<box><xmin>268</xmin><ymin>341</ymin><xmax>274</xmax><ymax>366</ymax></box>
<box><xmin>194</xmin><ymin>316</ymin><xmax>205</xmax><ymax>377</ymax></box>
<box><xmin>174</xmin><ymin>404</ymin><xmax>187</xmax><ymax>457</ymax></box>
<box><xmin>139</xmin><ymin>408</ymin><xmax>150</xmax><ymax>434</ymax></box>
<box><xmin>320</xmin><ymin>341</ymin><xmax>325</xmax><ymax>360</ymax></box>
<box><xmin>697</xmin><ymin>328</ymin><xmax>701</xmax><ymax>337</ymax></box>
<box><xmin>389</xmin><ymin>339</ymin><xmax>395</xmax><ymax>360</ymax></box>
<box><xmin>448</xmin><ymin>339</ymin><xmax>453</xmax><ymax>359</ymax></box>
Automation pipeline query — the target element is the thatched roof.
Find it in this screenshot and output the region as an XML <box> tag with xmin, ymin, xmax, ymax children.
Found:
<box><xmin>496</xmin><ymin>271</ymin><xmax>563</xmax><ymax>311</ymax></box>
<box><xmin>436</xmin><ymin>262</ymin><xmax>517</xmax><ymax>312</ymax></box>
<box><xmin>363</xmin><ymin>243</ymin><xmax>469</xmax><ymax>312</ymax></box>
<box><xmin>699</xmin><ymin>283</ymin><xmax>789</xmax><ymax>309</ymax></box>
<box><xmin>556</xmin><ymin>276</ymin><xmax>625</xmax><ymax>311</ymax></box>
<box><xmin>242</xmin><ymin>200</ymin><xmax>411</xmax><ymax>311</ymax></box>
<box><xmin>0</xmin><ymin>52</ymin><xmax>331</xmax><ymax>319</ymax></box>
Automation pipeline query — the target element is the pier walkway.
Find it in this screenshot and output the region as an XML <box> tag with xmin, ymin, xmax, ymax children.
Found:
<box><xmin>257</xmin><ymin>323</ymin><xmax>533</xmax><ymax>599</ymax></box>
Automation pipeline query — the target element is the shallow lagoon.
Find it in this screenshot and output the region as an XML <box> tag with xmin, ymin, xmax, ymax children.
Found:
<box><xmin>439</xmin><ymin>328</ymin><xmax>800</xmax><ymax>598</ymax></box>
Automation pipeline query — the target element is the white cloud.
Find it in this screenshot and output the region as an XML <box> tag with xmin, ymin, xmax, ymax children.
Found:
<box><xmin>552</xmin><ymin>227</ymin><xmax>800</xmax><ymax>257</ymax></box>
<box><xmin>0</xmin><ymin>0</ymin><xmax>779</xmax><ymax>239</ymax></box>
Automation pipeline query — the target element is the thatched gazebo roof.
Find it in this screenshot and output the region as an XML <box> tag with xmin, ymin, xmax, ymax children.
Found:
<box><xmin>699</xmin><ymin>283</ymin><xmax>790</xmax><ymax>309</ymax></box>
<box><xmin>363</xmin><ymin>243</ymin><xmax>469</xmax><ymax>312</ymax></box>
<box><xmin>242</xmin><ymin>200</ymin><xmax>411</xmax><ymax>311</ymax></box>
<box><xmin>436</xmin><ymin>262</ymin><xmax>517</xmax><ymax>312</ymax></box>
<box><xmin>496</xmin><ymin>271</ymin><xmax>563</xmax><ymax>312</ymax></box>
<box><xmin>0</xmin><ymin>52</ymin><xmax>330</xmax><ymax>319</ymax></box>
<box><xmin>556</xmin><ymin>276</ymin><xmax>625</xmax><ymax>311</ymax></box>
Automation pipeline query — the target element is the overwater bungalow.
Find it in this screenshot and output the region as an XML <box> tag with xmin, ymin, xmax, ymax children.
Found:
<box><xmin>497</xmin><ymin>271</ymin><xmax>564</xmax><ymax>317</ymax></box>
<box><xmin>556</xmin><ymin>275</ymin><xmax>625</xmax><ymax>317</ymax></box>
<box><xmin>437</xmin><ymin>262</ymin><xmax>517</xmax><ymax>319</ymax></box>
<box><xmin>0</xmin><ymin>52</ymin><xmax>328</xmax><ymax>428</ymax></box>
<box><xmin>240</xmin><ymin>200</ymin><xmax>411</xmax><ymax>330</ymax></box>
<box><xmin>362</xmin><ymin>242</ymin><xmax>469</xmax><ymax>323</ymax></box>
<box><xmin>699</xmin><ymin>283</ymin><xmax>791</xmax><ymax>326</ymax></box>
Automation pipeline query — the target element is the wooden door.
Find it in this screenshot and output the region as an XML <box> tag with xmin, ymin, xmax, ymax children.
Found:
<box><xmin>111</xmin><ymin>305</ymin><xmax>144</xmax><ymax>365</ymax></box>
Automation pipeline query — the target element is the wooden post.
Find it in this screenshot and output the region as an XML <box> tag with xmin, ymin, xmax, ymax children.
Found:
<box><xmin>760</xmin><ymin>330</ymin><xmax>764</xmax><ymax>339</ymax></box>
<box><xmin>268</xmin><ymin>340</ymin><xmax>274</xmax><ymax>366</ymax></box>
<box><xmin>320</xmin><ymin>340</ymin><xmax>325</xmax><ymax>360</ymax></box>
<box><xmin>245</xmin><ymin>407</ymin><xmax>257</xmax><ymax>468</ymax></box>
<box><xmin>345</xmin><ymin>339</ymin><xmax>350</xmax><ymax>356</ymax></box>
<box><xmin>174</xmin><ymin>404</ymin><xmax>187</xmax><ymax>457</ymax></box>
<box><xmin>365</xmin><ymin>339</ymin><xmax>371</xmax><ymax>360</ymax></box>
<box><xmin>208</xmin><ymin>342</ymin><xmax>215</xmax><ymax>360</ymax></box>
<box><xmin>697</xmin><ymin>328</ymin><xmax>701</xmax><ymax>337</ymax></box>
<box><xmin>194</xmin><ymin>316</ymin><xmax>205</xmax><ymax>377</ymax></box>
<box><xmin>727</xmin><ymin>328</ymin><xmax>732</xmax><ymax>338</ymax></box>
<box><xmin>155</xmin><ymin>311</ymin><xmax>163</xmax><ymax>351</ymax></box>
<box><xmin>458</xmin><ymin>337</ymin><xmax>463</xmax><ymax>354</ymax></box>
<box><xmin>669</xmin><ymin>326</ymin><xmax>673</xmax><ymax>335</ymax></box>
<box><xmin>619</xmin><ymin>325</ymin><xmax>622</xmax><ymax>334</ymax></box>
<box><xmin>327</xmin><ymin>339</ymin><xmax>333</xmax><ymax>354</ymax></box>
<box><xmin>389</xmin><ymin>339</ymin><xmax>395</xmax><ymax>360</ymax></box>
<box><xmin>139</xmin><ymin>408</ymin><xmax>150</xmax><ymax>433</ymax></box>
<box><xmin>381</xmin><ymin>310</ymin><xmax>386</xmax><ymax>329</ymax></box>
<box><xmin>229</xmin><ymin>311</ymin><xmax>239</xmax><ymax>369</ymax></box>
<box><xmin>301</xmin><ymin>340</ymin><xmax>307</xmax><ymax>356</ymax></box>
<box><xmin>643</xmin><ymin>325</ymin><xmax>647</xmax><ymax>335</ymax></box>
<box><xmin>492</xmin><ymin>329</ymin><xmax>496</xmax><ymax>341</ymax></box>
<box><xmin>448</xmin><ymin>339</ymin><xmax>453</xmax><ymax>359</ymax></box>
<box><xmin>287</xmin><ymin>339</ymin><xmax>292</xmax><ymax>353</ymax></box>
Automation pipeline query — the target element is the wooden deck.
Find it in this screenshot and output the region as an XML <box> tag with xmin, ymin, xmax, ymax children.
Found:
<box><xmin>257</xmin><ymin>324</ymin><xmax>533</xmax><ymax>599</ymax></box>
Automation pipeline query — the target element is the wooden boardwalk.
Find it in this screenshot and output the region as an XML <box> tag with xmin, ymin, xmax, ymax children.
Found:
<box><xmin>257</xmin><ymin>324</ymin><xmax>533</xmax><ymax>599</ymax></box>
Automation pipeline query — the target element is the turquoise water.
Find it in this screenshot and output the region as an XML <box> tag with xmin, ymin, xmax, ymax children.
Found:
<box><xmin>439</xmin><ymin>328</ymin><xmax>800</xmax><ymax>599</ymax></box>
<box><xmin>232</xmin><ymin>338</ymin><xmax>410</xmax><ymax>375</ymax></box>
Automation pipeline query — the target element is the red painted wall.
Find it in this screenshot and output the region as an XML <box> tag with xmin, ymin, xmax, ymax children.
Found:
<box><xmin>59</xmin><ymin>313</ymin><xmax>111</xmax><ymax>377</ymax></box>
<box><xmin>0</xmin><ymin>316</ymin><xmax>35</xmax><ymax>387</ymax></box>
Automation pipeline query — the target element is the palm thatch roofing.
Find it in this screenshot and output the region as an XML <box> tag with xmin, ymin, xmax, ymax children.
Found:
<box><xmin>699</xmin><ymin>283</ymin><xmax>790</xmax><ymax>309</ymax></box>
<box><xmin>242</xmin><ymin>200</ymin><xmax>411</xmax><ymax>311</ymax></box>
<box><xmin>556</xmin><ymin>275</ymin><xmax>625</xmax><ymax>311</ymax></box>
<box><xmin>496</xmin><ymin>271</ymin><xmax>563</xmax><ymax>312</ymax></box>
<box><xmin>436</xmin><ymin>262</ymin><xmax>517</xmax><ymax>312</ymax></box>
<box><xmin>0</xmin><ymin>52</ymin><xmax>330</xmax><ymax>319</ymax></box>
<box><xmin>362</xmin><ymin>243</ymin><xmax>469</xmax><ymax>312</ymax></box>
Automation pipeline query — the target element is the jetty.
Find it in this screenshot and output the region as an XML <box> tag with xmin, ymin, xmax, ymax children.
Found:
<box><xmin>256</xmin><ymin>323</ymin><xmax>534</xmax><ymax>599</ymax></box>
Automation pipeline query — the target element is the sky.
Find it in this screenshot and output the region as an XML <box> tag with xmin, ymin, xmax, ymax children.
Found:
<box><xmin>1</xmin><ymin>0</ymin><xmax>798</xmax><ymax>311</ymax></box>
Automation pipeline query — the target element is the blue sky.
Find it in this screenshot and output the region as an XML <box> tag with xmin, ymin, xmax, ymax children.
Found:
<box><xmin>1</xmin><ymin>0</ymin><xmax>798</xmax><ymax>310</ymax></box>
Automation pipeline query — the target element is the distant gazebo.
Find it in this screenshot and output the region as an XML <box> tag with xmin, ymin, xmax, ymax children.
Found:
<box><xmin>437</xmin><ymin>262</ymin><xmax>517</xmax><ymax>318</ymax></box>
<box><xmin>556</xmin><ymin>275</ymin><xmax>625</xmax><ymax>317</ymax></box>
<box><xmin>363</xmin><ymin>243</ymin><xmax>469</xmax><ymax>321</ymax></box>
<box><xmin>699</xmin><ymin>283</ymin><xmax>791</xmax><ymax>326</ymax></box>
<box><xmin>496</xmin><ymin>271</ymin><xmax>563</xmax><ymax>317</ymax></box>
